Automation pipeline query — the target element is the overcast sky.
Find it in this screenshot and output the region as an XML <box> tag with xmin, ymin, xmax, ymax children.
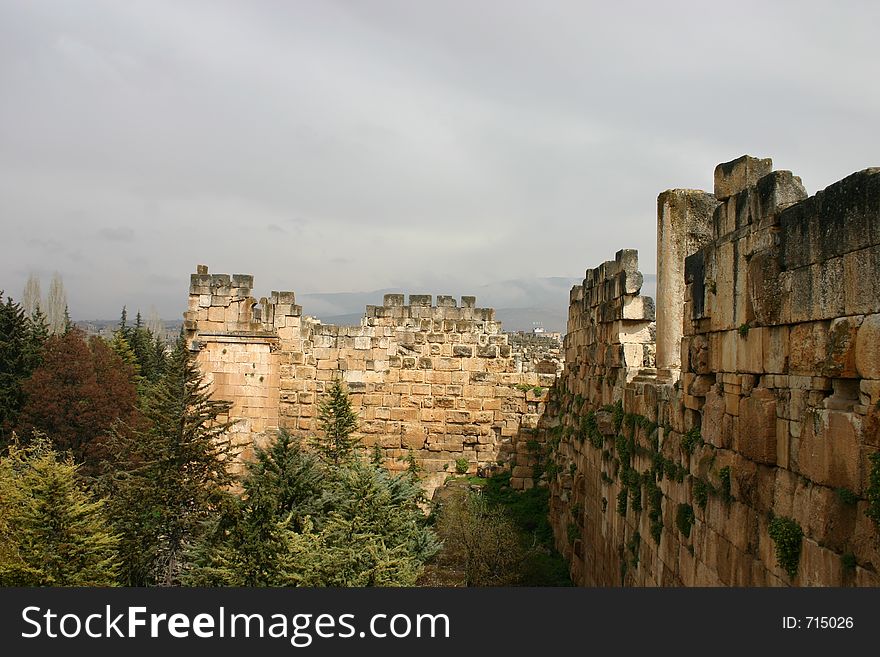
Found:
<box><xmin>2</xmin><ymin>0</ymin><xmax>879</xmax><ymax>319</ymax></box>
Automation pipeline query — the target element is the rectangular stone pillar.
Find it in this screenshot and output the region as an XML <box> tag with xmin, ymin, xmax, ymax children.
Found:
<box><xmin>656</xmin><ymin>189</ymin><xmax>718</xmax><ymax>380</ymax></box>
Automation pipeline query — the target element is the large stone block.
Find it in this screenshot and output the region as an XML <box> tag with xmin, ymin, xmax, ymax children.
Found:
<box><xmin>789</xmin><ymin>321</ymin><xmax>829</xmax><ymax>375</ymax></box>
<box><xmin>822</xmin><ymin>315</ymin><xmax>862</xmax><ymax>378</ymax></box>
<box><xmin>796</xmin><ymin>410</ymin><xmax>862</xmax><ymax>492</ymax></box>
<box><xmin>855</xmin><ymin>314</ymin><xmax>880</xmax><ymax>379</ymax></box>
<box><xmin>748</xmin><ymin>250</ymin><xmax>786</xmax><ymax>326</ymax></box>
<box><xmin>755</xmin><ymin>170</ymin><xmax>808</xmax><ymax>225</ymax></box>
<box><xmin>844</xmin><ymin>245</ymin><xmax>880</xmax><ymax>316</ymax></box>
<box><xmin>713</xmin><ymin>155</ymin><xmax>772</xmax><ymax>201</ymax></box>
<box><xmin>762</xmin><ymin>325</ymin><xmax>789</xmax><ymax>374</ymax></box>
<box><xmin>736</xmin><ymin>388</ymin><xmax>777</xmax><ymax>464</ymax></box>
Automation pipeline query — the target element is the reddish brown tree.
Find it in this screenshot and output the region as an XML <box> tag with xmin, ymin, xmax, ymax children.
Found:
<box><xmin>17</xmin><ymin>330</ymin><xmax>138</xmax><ymax>471</ymax></box>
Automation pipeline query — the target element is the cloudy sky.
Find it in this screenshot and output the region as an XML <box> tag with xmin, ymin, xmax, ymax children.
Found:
<box><xmin>2</xmin><ymin>0</ymin><xmax>879</xmax><ymax>320</ymax></box>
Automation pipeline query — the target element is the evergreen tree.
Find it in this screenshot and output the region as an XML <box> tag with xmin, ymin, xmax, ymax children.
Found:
<box><xmin>103</xmin><ymin>337</ymin><xmax>236</xmax><ymax>586</ymax></box>
<box><xmin>183</xmin><ymin>431</ymin><xmax>326</xmax><ymax>586</ymax></box>
<box><xmin>17</xmin><ymin>330</ymin><xmax>138</xmax><ymax>472</ymax></box>
<box><xmin>0</xmin><ymin>436</ymin><xmax>120</xmax><ymax>586</ymax></box>
<box><xmin>293</xmin><ymin>459</ymin><xmax>440</xmax><ymax>586</ymax></box>
<box><xmin>184</xmin><ymin>431</ymin><xmax>439</xmax><ymax>587</ymax></box>
<box><xmin>313</xmin><ymin>380</ymin><xmax>360</xmax><ymax>465</ymax></box>
<box><xmin>0</xmin><ymin>293</ymin><xmax>45</xmax><ymax>447</ymax></box>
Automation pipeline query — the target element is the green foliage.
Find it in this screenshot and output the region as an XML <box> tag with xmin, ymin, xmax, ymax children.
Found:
<box><xmin>646</xmin><ymin>477</ymin><xmax>663</xmax><ymax>543</ymax></box>
<box><xmin>313</xmin><ymin>380</ymin><xmax>360</xmax><ymax>465</ymax></box>
<box><xmin>768</xmin><ymin>515</ymin><xmax>803</xmax><ymax>579</ymax></box>
<box><xmin>616</xmin><ymin>489</ymin><xmax>628</xmax><ymax>517</ymax></box>
<box><xmin>582</xmin><ymin>411</ymin><xmax>602</xmax><ymax>449</ymax></box>
<box><xmin>718</xmin><ymin>466</ymin><xmax>733</xmax><ymax>503</ymax></box>
<box><xmin>0</xmin><ymin>292</ymin><xmax>48</xmax><ymax>447</ymax></box>
<box><xmin>866</xmin><ymin>452</ymin><xmax>880</xmax><ymax>529</ymax></box>
<box><xmin>693</xmin><ymin>477</ymin><xmax>711</xmax><ymax>509</ymax></box>
<box><xmin>601</xmin><ymin>497</ymin><xmax>608</xmax><ymax>513</ymax></box>
<box><xmin>567</xmin><ymin>523</ymin><xmax>579</xmax><ymax>545</ymax></box>
<box><xmin>835</xmin><ymin>487</ymin><xmax>859</xmax><ymax>506</ymax></box>
<box><xmin>625</xmin><ymin>468</ymin><xmax>642</xmax><ymax>512</ymax></box>
<box><xmin>100</xmin><ymin>337</ymin><xmax>236</xmax><ymax>586</ymax></box>
<box><xmin>610</xmin><ymin>400</ymin><xmax>624</xmax><ymax>434</ymax></box>
<box><xmin>455</xmin><ymin>457</ymin><xmax>470</xmax><ymax>474</ymax></box>
<box><xmin>526</xmin><ymin>438</ymin><xmax>540</xmax><ymax>452</ymax></box>
<box><xmin>0</xmin><ymin>436</ymin><xmax>120</xmax><ymax>585</ymax></box>
<box><xmin>738</xmin><ymin>323</ymin><xmax>750</xmax><ymax>337</ymax></box>
<box><xmin>187</xmin><ymin>432</ymin><xmax>438</xmax><ymax>587</ymax></box>
<box><xmin>681</xmin><ymin>426</ymin><xmax>702</xmax><ymax>456</ymax></box>
<box><xmin>435</xmin><ymin>488</ymin><xmax>526</xmax><ymax>586</ymax></box>
<box><xmin>516</xmin><ymin>383</ymin><xmax>532</xmax><ymax>393</ymax></box>
<box><xmin>532</xmin><ymin>386</ymin><xmax>544</xmax><ymax>396</ymax></box>
<box><xmin>675</xmin><ymin>503</ymin><xmax>695</xmax><ymax>539</ymax></box>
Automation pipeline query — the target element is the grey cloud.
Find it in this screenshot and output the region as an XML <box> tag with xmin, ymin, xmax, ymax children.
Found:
<box><xmin>0</xmin><ymin>1</ymin><xmax>878</xmax><ymax>320</ymax></box>
<box><xmin>98</xmin><ymin>226</ymin><xmax>135</xmax><ymax>242</ymax></box>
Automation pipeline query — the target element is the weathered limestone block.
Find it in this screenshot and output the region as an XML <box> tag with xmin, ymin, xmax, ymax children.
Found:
<box><xmin>656</xmin><ymin>189</ymin><xmax>718</xmax><ymax>373</ymax></box>
<box><xmin>822</xmin><ymin>315</ymin><xmax>862</xmax><ymax>378</ymax></box>
<box><xmin>736</xmin><ymin>388</ymin><xmax>777</xmax><ymax>464</ymax></box>
<box><xmin>844</xmin><ymin>245</ymin><xmax>880</xmax><ymax>316</ymax></box>
<box><xmin>797</xmin><ymin>410</ymin><xmax>862</xmax><ymax>492</ymax></box>
<box><xmin>713</xmin><ymin>155</ymin><xmax>773</xmax><ymax>201</ymax></box>
<box><xmin>761</xmin><ymin>326</ymin><xmax>789</xmax><ymax>374</ymax></box>
<box><xmin>748</xmin><ymin>250</ymin><xmax>787</xmax><ymax>326</ymax></box>
<box><xmin>789</xmin><ymin>321</ymin><xmax>829</xmax><ymax>375</ymax></box>
<box><xmin>754</xmin><ymin>170</ymin><xmax>808</xmax><ymax>226</ymax></box>
<box><xmin>855</xmin><ymin>314</ymin><xmax>880</xmax><ymax>379</ymax></box>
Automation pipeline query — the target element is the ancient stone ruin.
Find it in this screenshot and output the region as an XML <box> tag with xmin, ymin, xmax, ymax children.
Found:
<box><xmin>184</xmin><ymin>274</ymin><xmax>557</xmax><ymax>494</ymax></box>
<box><xmin>184</xmin><ymin>154</ymin><xmax>879</xmax><ymax>586</ymax></box>
<box><xmin>548</xmin><ymin>156</ymin><xmax>880</xmax><ymax>586</ymax></box>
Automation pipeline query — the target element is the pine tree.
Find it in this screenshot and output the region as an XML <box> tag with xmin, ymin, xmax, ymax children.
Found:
<box><xmin>294</xmin><ymin>459</ymin><xmax>440</xmax><ymax>586</ymax></box>
<box><xmin>313</xmin><ymin>380</ymin><xmax>360</xmax><ymax>465</ymax></box>
<box><xmin>103</xmin><ymin>337</ymin><xmax>236</xmax><ymax>586</ymax></box>
<box><xmin>183</xmin><ymin>431</ymin><xmax>326</xmax><ymax>586</ymax></box>
<box><xmin>0</xmin><ymin>293</ymin><xmax>42</xmax><ymax>447</ymax></box>
<box><xmin>0</xmin><ymin>436</ymin><xmax>120</xmax><ymax>586</ymax></box>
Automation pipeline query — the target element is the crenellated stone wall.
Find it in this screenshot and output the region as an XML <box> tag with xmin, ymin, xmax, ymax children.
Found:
<box><xmin>183</xmin><ymin>268</ymin><xmax>558</xmax><ymax>494</ymax></box>
<box><xmin>548</xmin><ymin>156</ymin><xmax>880</xmax><ymax>587</ymax></box>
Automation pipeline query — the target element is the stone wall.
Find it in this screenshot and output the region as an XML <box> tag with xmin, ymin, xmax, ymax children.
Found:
<box><xmin>548</xmin><ymin>156</ymin><xmax>880</xmax><ymax>587</ymax></box>
<box><xmin>184</xmin><ymin>268</ymin><xmax>557</xmax><ymax>493</ymax></box>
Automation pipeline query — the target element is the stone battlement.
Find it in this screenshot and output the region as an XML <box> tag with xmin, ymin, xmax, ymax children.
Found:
<box><xmin>184</xmin><ymin>268</ymin><xmax>557</xmax><ymax>495</ymax></box>
<box><xmin>547</xmin><ymin>155</ymin><xmax>880</xmax><ymax>587</ymax></box>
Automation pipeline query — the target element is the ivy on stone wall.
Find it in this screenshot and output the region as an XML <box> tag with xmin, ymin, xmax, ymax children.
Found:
<box><xmin>768</xmin><ymin>515</ymin><xmax>803</xmax><ymax>580</ymax></box>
